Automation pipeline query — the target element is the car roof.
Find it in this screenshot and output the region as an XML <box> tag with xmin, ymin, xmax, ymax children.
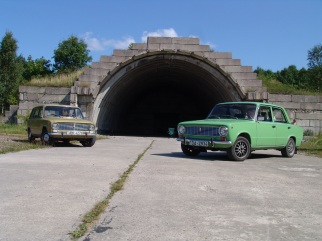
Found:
<box><xmin>33</xmin><ymin>104</ymin><xmax>79</xmax><ymax>108</ymax></box>
<box><xmin>217</xmin><ymin>102</ymin><xmax>284</xmax><ymax>109</ymax></box>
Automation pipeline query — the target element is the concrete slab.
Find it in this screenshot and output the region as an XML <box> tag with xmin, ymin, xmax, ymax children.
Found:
<box><xmin>0</xmin><ymin>136</ymin><xmax>153</xmax><ymax>241</ymax></box>
<box><xmin>1</xmin><ymin>136</ymin><xmax>322</xmax><ymax>241</ymax></box>
<box><xmin>83</xmin><ymin>138</ymin><xmax>322</xmax><ymax>241</ymax></box>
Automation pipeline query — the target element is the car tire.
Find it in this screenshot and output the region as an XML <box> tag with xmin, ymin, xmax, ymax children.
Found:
<box><xmin>81</xmin><ymin>136</ymin><xmax>96</xmax><ymax>147</ymax></box>
<box><xmin>181</xmin><ymin>144</ymin><xmax>201</xmax><ymax>156</ymax></box>
<box><xmin>41</xmin><ymin>130</ymin><xmax>52</xmax><ymax>146</ymax></box>
<box><xmin>281</xmin><ymin>138</ymin><xmax>295</xmax><ymax>158</ymax></box>
<box><xmin>27</xmin><ymin>129</ymin><xmax>35</xmax><ymax>143</ymax></box>
<box><xmin>227</xmin><ymin>136</ymin><xmax>250</xmax><ymax>161</ymax></box>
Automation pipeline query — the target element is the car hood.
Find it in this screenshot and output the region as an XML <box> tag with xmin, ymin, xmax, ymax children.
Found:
<box><xmin>178</xmin><ymin>118</ymin><xmax>252</xmax><ymax>126</ymax></box>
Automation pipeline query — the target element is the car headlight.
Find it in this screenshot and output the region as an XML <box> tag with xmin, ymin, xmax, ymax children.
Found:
<box><xmin>178</xmin><ymin>125</ymin><xmax>185</xmax><ymax>134</ymax></box>
<box><xmin>89</xmin><ymin>125</ymin><xmax>95</xmax><ymax>131</ymax></box>
<box><xmin>219</xmin><ymin>126</ymin><xmax>228</xmax><ymax>136</ymax></box>
<box><xmin>52</xmin><ymin>123</ymin><xmax>59</xmax><ymax>131</ymax></box>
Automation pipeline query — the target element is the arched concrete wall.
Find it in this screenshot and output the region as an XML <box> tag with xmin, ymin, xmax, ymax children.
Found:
<box><xmin>73</xmin><ymin>37</ymin><xmax>267</xmax><ymax>135</ymax></box>
<box><xmin>93</xmin><ymin>52</ymin><xmax>245</xmax><ymax>135</ymax></box>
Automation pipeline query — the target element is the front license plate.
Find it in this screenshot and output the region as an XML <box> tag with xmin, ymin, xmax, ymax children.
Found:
<box><xmin>189</xmin><ymin>140</ymin><xmax>209</xmax><ymax>147</ymax></box>
<box><xmin>67</xmin><ymin>131</ymin><xmax>84</xmax><ymax>135</ymax></box>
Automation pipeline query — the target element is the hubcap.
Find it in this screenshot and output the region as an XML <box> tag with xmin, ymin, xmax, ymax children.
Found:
<box><xmin>43</xmin><ymin>133</ymin><xmax>50</xmax><ymax>142</ymax></box>
<box><xmin>235</xmin><ymin>141</ymin><xmax>247</xmax><ymax>157</ymax></box>
<box><xmin>287</xmin><ymin>141</ymin><xmax>294</xmax><ymax>153</ymax></box>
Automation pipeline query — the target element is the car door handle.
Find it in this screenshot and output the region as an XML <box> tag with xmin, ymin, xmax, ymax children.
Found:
<box><xmin>272</xmin><ymin>125</ymin><xmax>276</xmax><ymax>128</ymax></box>
<box><xmin>288</xmin><ymin>126</ymin><xmax>291</xmax><ymax>129</ymax></box>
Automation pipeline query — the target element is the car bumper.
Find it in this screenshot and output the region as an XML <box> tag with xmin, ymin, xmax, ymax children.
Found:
<box><xmin>49</xmin><ymin>132</ymin><xmax>96</xmax><ymax>139</ymax></box>
<box><xmin>177</xmin><ymin>138</ymin><xmax>232</xmax><ymax>146</ymax></box>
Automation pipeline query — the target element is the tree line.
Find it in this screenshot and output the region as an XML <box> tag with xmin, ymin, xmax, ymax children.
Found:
<box><xmin>0</xmin><ymin>31</ymin><xmax>92</xmax><ymax>114</ymax></box>
<box><xmin>0</xmin><ymin>31</ymin><xmax>322</xmax><ymax>115</ymax></box>
<box><xmin>255</xmin><ymin>44</ymin><xmax>322</xmax><ymax>92</ymax></box>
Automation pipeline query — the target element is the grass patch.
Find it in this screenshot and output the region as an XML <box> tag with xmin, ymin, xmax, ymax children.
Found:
<box><xmin>0</xmin><ymin>123</ymin><xmax>47</xmax><ymax>154</ymax></box>
<box><xmin>262</xmin><ymin>79</ymin><xmax>321</xmax><ymax>95</ymax></box>
<box><xmin>0</xmin><ymin>123</ymin><xmax>28</xmax><ymax>135</ymax></box>
<box><xmin>298</xmin><ymin>135</ymin><xmax>322</xmax><ymax>158</ymax></box>
<box><xmin>70</xmin><ymin>140</ymin><xmax>154</xmax><ymax>239</ymax></box>
<box><xmin>26</xmin><ymin>70</ymin><xmax>83</xmax><ymax>87</ymax></box>
<box><xmin>0</xmin><ymin>139</ymin><xmax>47</xmax><ymax>154</ymax></box>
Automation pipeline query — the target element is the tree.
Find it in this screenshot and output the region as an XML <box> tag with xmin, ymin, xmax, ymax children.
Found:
<box><xmin>23</xmin><ymin>55</ymin><xmax>53</xmax><ymax>80</ymax></box>
<box><xmin>53</xmin><ymin>35</ymin><xmax>92</xmax><ymax>73</ymax></box>
<box><xmin>254</xmin><ymin>67</ymin><xmax>276</xmax><ymax>81</ymax></box>
<box><xmin>0</xmin><ymin>31</ymin><xmax>23</xmax><ymax>114</ymax></box>
<box><xmin>307</xmin><ymin>44</ymin><xmax>322</xmax><ymax>92</ymax></box>
<box><xmin>276</xmin><ymin>65</ymin><xmax>299</xmax><ymax>87</ymax></box>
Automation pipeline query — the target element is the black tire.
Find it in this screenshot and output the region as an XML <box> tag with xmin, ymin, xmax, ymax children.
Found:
<box><xmin>181</xmin><ymin>143</ymin><xmax>200</xmax><ymax>156</ymax></box>
<box><xmin>81</xmin><ymin>136</ymin><xmax>96</xmax><ymax>147</ymax></box>
<box><xmin>27</xmin><ymin>129</ymin><xmax>35</xmax><ymax>143</ymax></box>
<box><xmin>281</xmin><ymin>138</ymin><xmax>295</xmax><ymax>158</ymax></box>
<box><xmin>227</xmin><ymin>136</ymin><xmax>250</xmax><ymax>161</ymax></box>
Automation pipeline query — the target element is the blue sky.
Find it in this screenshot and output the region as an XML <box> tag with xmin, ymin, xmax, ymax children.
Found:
<box><xmin>1</xmin><ymin>0</ymin><xmax>321</xmax><ymax>71</ymax></box>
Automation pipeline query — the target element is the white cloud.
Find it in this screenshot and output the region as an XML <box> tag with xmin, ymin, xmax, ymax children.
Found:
<box><xmin>141</xmin><ymin>28</ymin><xmax>178</xmax><ymax>42</ymax></box>
<box><xmin>82</xmin><ymin>32</ymin><xmax>104</xmax><ymax>51</ymax></box>
<box><xmin>102</xmin><ymin>37</ymin><xmax>135</xmax><ymax>49</ymax></box>
<box><xmin>81</xmin><ymin>32</ymin><xmax>135</xmax><ymax>51</ymax></box>
<box><xmin>204</xmin><ymin>41</ymin><xmax>216</xmax><ymax>50</ymax></box>
<box><xmin>82</xmin><ymin>28</ymin><xmax>215</xmax><ymax>53</ymax></box>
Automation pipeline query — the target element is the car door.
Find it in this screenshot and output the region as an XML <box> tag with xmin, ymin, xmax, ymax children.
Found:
<box><xmin>29</xmin><ymin>107</ymin><xmax>43</xmax><ymax>136</ymax></box>
<box><xmin>272</xmin><ymin>107</ymin><xmax>291</xmax><ymax>147</ymax></box>
<box><xmin>255</xmin><ymin>105</ymin><xmax>276</xmax><ymax>147</ymax></box>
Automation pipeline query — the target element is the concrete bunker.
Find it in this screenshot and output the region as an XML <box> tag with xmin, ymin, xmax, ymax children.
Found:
<box><xmin>93</xmin><ymin>52</ymin><xmax>245</xmax><ymax>136</ymax></box>
<box><xmin>16</xmin><ymin>37</ymin><xmax>265</xmax><ymax>136</ymax></box>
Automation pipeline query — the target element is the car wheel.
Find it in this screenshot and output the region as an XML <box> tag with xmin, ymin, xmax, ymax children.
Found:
<box><xmin>281</xmin><ymin>138</ymin><xmax>295</xmax><ymax>158</ymax></box>
<box><xmin>41</xmin><ymin>131</ymin><xmax>52</xmax><ymax>146</ymax></box>
<box><xmin>181</xmin><ymin>144</ymin><xmax>201</xmax><ymax>156</ymax></box>
<box><xmin>81</xmin><ymin>137</ymin><xmax>96</xmax><ymax>147</ymax></box>
<box><xmin>227</xmin><ymin>136</ymin><xmax>250</xmax><ymax>161</ymax></box>
<box><xmin>27</xmin><ymin>129</ymin><xmax>35</xmax><ymax>143</ymax></box>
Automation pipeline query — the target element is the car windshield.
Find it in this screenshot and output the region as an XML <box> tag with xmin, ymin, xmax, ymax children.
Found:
<box><xmin>44</xmin><ymin>106</ymin><xmax>84</xmax><ymax>119</ymax></box>
<box><xmin>207</xmin><ymin>103</ymin><xmax>257</xmax><ymax>120</ymax></box>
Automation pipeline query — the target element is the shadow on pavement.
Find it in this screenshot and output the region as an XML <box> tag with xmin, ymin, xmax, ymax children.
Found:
<box><xmin>152</xmin><ymin>151</ymin><xmax>282</xmax><ymax>162</ymax></box>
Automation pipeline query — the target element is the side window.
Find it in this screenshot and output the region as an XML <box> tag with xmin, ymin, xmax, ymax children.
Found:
<box><xmin>33</xmin><ymin>108</ymin><xmax>40</xmax><ymax>118</ymax></box>
<box><xmin>257</xmin><ymin>106</ymin><xmax>272</xmax><ymax>122</ymax></box>
<box><xmin>272</xmin><ymin>108</ymin><xmax>287</xmax><ymax>123</ymax></box>
<box><xmin>30</xmin><ymin>109</ymin><xmax>36</xmax><ymax>119</ymax></box>
<box><xmin>38</xmin><ymin>108</ymin><xmax>43</xmax><ymax>118</ymax></box>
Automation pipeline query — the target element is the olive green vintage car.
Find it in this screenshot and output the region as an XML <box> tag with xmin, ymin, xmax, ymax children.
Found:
<box><xmin>177</xmin><ymin>102</ymin><xmax>303</xmax><ymax>161</ymax></box>
<box><xmin>27</xmin><ymin>104</ymin><xmax>96</xmax><ymax>147</ymax></box>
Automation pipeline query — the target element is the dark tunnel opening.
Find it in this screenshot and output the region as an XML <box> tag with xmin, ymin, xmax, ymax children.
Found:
<box><xmin>96</xmin><ymin>55</ymin><xmax>241</xmax><ymax>136</ymax></box>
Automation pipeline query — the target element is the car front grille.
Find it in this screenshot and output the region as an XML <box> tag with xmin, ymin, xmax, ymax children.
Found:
<box><xmin>186</xmin><ymin>126</ymin><xmax>220</xmax><ymax>136</ymax></box>
<box><xmin>58</xmin><ymin>123</ymin><xmax>90</xmax><ymax>131</ymax></box>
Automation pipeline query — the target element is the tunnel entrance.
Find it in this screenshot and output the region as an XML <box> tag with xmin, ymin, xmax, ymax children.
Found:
<box><xmin>94</xmin><ymin>53</ymin><xmax>243</xmax><ymax>136</ymax></box>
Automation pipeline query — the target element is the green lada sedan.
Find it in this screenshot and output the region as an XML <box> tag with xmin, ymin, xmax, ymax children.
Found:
<box><xmin>27</xmin><ymin>104</ymin><xmax>96</xmax><ymax>147</ymax></box>
<box><xmin>177</xmin><ymin>102</ymin><xmax>303</xmax><ymax>161</ymax></box>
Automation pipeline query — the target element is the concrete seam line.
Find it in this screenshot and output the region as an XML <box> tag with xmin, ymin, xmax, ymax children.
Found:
<box><xmin>70</xmin><ymin>140</ymin><xmax>154</xmax><ymax>240</ymax></box>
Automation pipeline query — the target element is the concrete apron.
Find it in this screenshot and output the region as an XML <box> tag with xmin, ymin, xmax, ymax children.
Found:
<box><xmin>1</xmin><ymin>136</ymin><xmax>322</xmax><ymax>241</ymax></box>
<box><xmin>84</xmin><ymin>138</ymin><xmax>322</xmax><ymax>241</ymax></box>
<box><xmin>0</xmin><ymin>136</ymin><xmax>153</xmax><ymax>241</ymax></box>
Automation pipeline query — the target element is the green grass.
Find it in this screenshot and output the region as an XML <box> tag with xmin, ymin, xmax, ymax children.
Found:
<box><xmin>262</xmin><ymin>79</ymin><xmax>321</xmax><ymax>95</ymax></box>
<box><xmin>0</xmin><ymin>124</ymin><xmax>47</xmax><ymax>154</ymax></box>
<box><xmin>0</xmin><ymin>140</ymin><xmax>47</xmax><ymax>154</ymax></box>
<box><xmin>26</xmin><ymin>70</ymin><xmax>84</xmax><ymax>87</ymax></box>
<box><xmin>298</xmin><ymin>135</ymin><xmax>322</xmax><ymax>158</ymax></box>
<box><xmin>0</xmin><ymin>123</ymin><xmax>28</xmax><ymax>135</ymax></box>
<box><xmin>70</xmin><ymin>140</ymin><xmax>154</xmax><ymax>240</ymax></box>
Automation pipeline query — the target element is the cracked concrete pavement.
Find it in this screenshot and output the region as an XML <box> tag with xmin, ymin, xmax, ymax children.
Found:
<box><xmin>0</xmin><ymin>136</ymin><xmax>322</xmax><ymax>241</ymax></box>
